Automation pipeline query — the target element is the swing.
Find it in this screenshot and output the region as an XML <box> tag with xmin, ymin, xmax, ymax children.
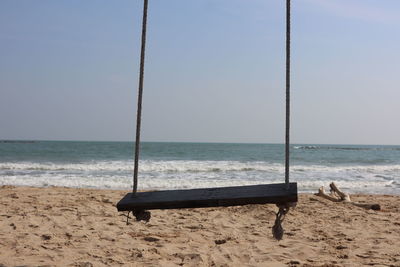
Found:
<box><xmin>116</xmin><ymin>0</ymin><xmax>298</xmax><ymax>221</ymax></box>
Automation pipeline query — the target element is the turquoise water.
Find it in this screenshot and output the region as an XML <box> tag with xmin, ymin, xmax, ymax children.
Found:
<box><xmin>0</xmin><ymin>141</ymin><xmax>399</xmax><ymax>194</ymax></box>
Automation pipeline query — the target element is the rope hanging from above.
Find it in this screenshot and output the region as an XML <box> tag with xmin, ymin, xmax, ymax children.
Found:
<box><xmin>133</xmin><ymin>0</ymin><xmax>149</xmax><ymax>195</ymax></box>
<box><xmin>285</xmin><ymin>0</ymin><xmax>291</xmax><ymax>188</ymax></box>
<box><xmin>272</xmin><ymin>0</ymin><xmax>292</xmax><ymax>241</ymax></box>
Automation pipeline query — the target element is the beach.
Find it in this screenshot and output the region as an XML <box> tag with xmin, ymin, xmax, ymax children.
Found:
<box><xmin>2</xmin><ymin>0</ymin><xmax>400</xmax><ymax>266</ymax></box>
<box><xmin>0</xmin><ymin>186</ymin><xmax>399</xmax><ymax>267</ymax></box>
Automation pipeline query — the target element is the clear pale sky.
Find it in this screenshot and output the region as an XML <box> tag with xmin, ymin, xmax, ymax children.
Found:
<box><xmin>0</xmin><ymin>0</ymin><xmax>399</xmax><ymax>145</ymax></box>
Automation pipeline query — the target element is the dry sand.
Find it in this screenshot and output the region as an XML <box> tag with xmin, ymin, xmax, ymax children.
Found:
<box><xmin>0</xmin><ymin>185</ymin><xmax>399</xmax><ymax>267</ymax></box>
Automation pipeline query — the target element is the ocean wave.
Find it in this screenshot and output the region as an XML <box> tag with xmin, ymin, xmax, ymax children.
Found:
<box><xmin>1</xmin><ymin>160</ymin><xmax>400</xmax><ymax>174</ymax></box>
<box><xmin>0</xmin><ymin>173</ymin><xmax>398</xmax><ymax>195</ymax></box>
<box><xmin>0</xmin><ymin>160</ymin><xmax>399</xmax><ymax>194</ymax></box>
<box><xmin>0</xmin><ymin>161</ymin><xmax>282</xmax><ymax>173</ymax></box>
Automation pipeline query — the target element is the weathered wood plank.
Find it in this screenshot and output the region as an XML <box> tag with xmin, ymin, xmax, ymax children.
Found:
<box><xmin>117</xmin><ymin>182</ymin><xmax>297</xmax><ymax>211</ymax></box>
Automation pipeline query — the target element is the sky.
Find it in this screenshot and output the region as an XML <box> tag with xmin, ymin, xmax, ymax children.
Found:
<box><xmin>0</xmin><ymin>0</ymin><xmax>399</xmax><ymax>145</ymax></box>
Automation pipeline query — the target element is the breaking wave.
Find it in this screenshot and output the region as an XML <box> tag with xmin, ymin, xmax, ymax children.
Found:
<box><xmin>0</xmin><ymin>160</ymin><xmax>399</xmax><ymax>194</ymax></box>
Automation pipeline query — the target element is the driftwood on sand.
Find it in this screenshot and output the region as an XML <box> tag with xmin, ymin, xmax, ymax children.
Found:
<box><xmin>315</xmin><ymin>182</ymin><xmax>381</xmax><ymax>211</ymax></box>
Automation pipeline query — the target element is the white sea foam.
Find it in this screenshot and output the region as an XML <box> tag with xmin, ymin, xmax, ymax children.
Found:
<box><xmin>0</xmin><ymin>160</ymin><xmax>399</xmax><ymax>194</ymax></box>
<box><xmin>2</xmin><ymin>160</ymin><xmax>400</xmax><ymax>173</ymax></box>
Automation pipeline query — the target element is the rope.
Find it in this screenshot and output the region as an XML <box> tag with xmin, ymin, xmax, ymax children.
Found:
<box><xmin>273</xmin><ymin>1</ymin><xmax>292</xmax><ymax>240</ymax></box>
<box><xmin>285</xmin><ymin>0</ymin><xmax>291</xmax><ymax>188</ymax></box>
<box><xmin>272</xmin><ymin>204</ymin><xmax>290</xmax><ymax>240</ymax></box>
<box><xmin>133</xmin><ymin>0</ymin><xmax>149</xmax><ymax>195</ymax></box>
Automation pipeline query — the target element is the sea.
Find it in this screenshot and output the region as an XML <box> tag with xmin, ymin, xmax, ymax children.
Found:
<box><xmin>0</xmin><ymin>141</ymin><xmax>399</xmax><ymax>195</ymax></box>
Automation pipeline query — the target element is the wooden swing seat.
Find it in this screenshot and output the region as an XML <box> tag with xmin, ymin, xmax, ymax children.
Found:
<box><xmin>117</xmin><ymin>182</ymin><xmax>297</xmax><ymax>211</ymax></box>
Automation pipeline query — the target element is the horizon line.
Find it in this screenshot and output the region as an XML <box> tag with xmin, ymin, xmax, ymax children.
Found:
<box><xmin>0</xmin><ymin>139</ymin><xmax>399</xmax><ymax>147</ymax></box>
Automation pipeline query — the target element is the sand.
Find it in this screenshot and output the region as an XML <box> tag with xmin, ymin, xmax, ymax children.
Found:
<box><xmin>0</xmin><ymin>185</ymin><xmax>399</xmax><ymax>267</ymax></box>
